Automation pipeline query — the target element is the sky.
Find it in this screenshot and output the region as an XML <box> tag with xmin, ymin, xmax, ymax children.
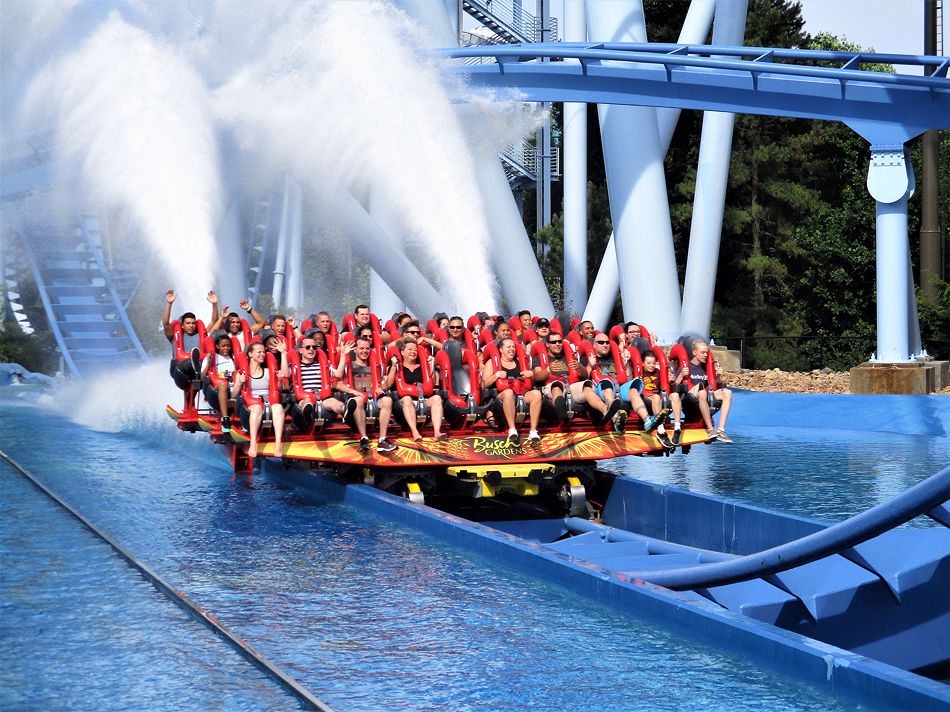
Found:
<box><xmin>797</xmin><ymin>0</ymin><xmax>938</xmax><ymax>67</ymax></box>
<box><xmin>533</xmin><ymin>1</ymin><xmax>947</xmax><ymax>74</ymax></box>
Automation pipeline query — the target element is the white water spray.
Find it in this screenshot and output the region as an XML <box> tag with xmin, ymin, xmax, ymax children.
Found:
<box><xmin>21</xmin><ymin>13</ymin><xmax>223</xmax><ymax>308</ymax></box>
<box><xmin>213</xmin><ymin>0</ymin><xmax>503</xmax><ymax>315</ymax></box>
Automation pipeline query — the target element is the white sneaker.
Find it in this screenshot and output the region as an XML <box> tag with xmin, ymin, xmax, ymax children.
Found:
<box><xmin>528</xmin><ymin>430</ymin><xmax>541</xmax><ymax>442</ymax></box>
<box><xmin>715</xmin><ymin>428</ymin><xmax>734</xmax><ymax>444</ymax></box>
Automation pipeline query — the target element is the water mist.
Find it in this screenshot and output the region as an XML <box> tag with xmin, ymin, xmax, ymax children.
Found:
<box><xmin>21</xmin><ymin>13</ymin><xmax>223</xmax><ymax>308</ymax></box>
<box><xmin>213</xmin><ymin>0</ymin><xmax>502</xmax><ymax>315</ymax></box>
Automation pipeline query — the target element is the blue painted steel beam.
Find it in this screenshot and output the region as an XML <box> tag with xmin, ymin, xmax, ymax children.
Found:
<box><xmin>439</xmin><ymin>43</ymin><xmax>950</xmax><ymax>141</ymax></box>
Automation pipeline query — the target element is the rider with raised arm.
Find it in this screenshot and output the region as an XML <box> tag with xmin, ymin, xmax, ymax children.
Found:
<box><xmin>162</xmin><ymin>288</ymin><xmax>218</xmax><ymax>390</ymax></box>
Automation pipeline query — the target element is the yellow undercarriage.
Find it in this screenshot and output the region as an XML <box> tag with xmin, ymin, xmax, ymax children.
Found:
<box><xmin>445</xmin><ymin>463</ymin><xmax>566</xmax><ymax>498</ymax></box>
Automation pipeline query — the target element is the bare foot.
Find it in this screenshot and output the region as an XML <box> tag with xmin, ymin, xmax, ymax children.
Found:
<box><xmin>248</xmin><ymin>446</ymin><xmax>257</xmax><ymax>458</ymax></box>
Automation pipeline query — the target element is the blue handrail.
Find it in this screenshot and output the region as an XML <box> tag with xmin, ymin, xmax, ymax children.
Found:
<box><xmin>437</xmin><ymin>42</ymin><xmax>950</xmax><ymax>90</ymax></box>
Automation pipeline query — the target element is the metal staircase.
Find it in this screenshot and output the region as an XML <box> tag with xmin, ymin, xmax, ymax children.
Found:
<box><xmin>499</xmin><ymin>138</ymin><xmax>560</xmax><ymax>189</ymax></box>
<box><xmin>462</xmin><ymin>0</ymin><xmax>557</xmax><ymax>44</ymax></box>
<box><xmin>245</xmin><ymin>187</ymin><xmax>282</xmax><ymax>307</ymax></box>
<box><xmin>19</xmin><ymin>216</ymin><xmax>149</xmax><ymax>377</ymax></box>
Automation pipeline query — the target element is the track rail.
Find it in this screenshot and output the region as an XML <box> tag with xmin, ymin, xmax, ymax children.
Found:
<box><xmin>0</xmin><ymin>448</ymin><xmax>334</xmax><ymax>712</ymax></box>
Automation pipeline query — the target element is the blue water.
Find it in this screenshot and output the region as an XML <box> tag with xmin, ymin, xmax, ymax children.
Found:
<box><xmin>2</xmin><ymin>383</ymin><xmax>947</xmax><ymax>711</ymax></box>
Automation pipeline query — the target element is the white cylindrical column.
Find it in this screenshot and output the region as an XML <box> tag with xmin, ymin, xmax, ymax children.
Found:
<box><xmin>284</xmin><ymin>178</ymin><xmax>303</xmax><ymax>309</ymax></box>
<box><xmin>583</xmin><ymin>0</ymin><xmax>716</xmax><ymax>325</ymax></box>
<box><xmin>586</xmin><ymin>0</ymin><xmax>682</xmax><ymax>342</ymax></box>
<box><xmin>583</xmin><ymin>233</ymin><xmax>619</xmax><ymax>331</ymax></box>
<box><xmin>369</xmin><ymin>190</ymin><xmax>409</xmax><ymax>318</ymax></box>
<box><xmin>321</xmin><ymin>188</ymin><xmax>445</xmax><ymax>319</ymax></box>
<box><xmin>680</xmin><ymin>0</ymin><xmax>749</xmax><ymax>339</ymax></box>
<box><xmin>476</xmin><ymin>150</ymin><xmax>555</xmax><ymax>316</ymax></box>
<box><xmin>563</xmin><ymin>0</ymin><xmax>588</xmax><ymax>316</ymax></box>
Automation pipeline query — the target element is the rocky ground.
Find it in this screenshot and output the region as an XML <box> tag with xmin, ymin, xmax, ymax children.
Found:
<box><xmin>719</xmin><ymin>368</ymin><xmax>950</xmax><ymax>395</ymax></box>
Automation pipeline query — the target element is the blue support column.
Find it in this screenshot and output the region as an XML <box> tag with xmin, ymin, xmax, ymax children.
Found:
<box><xmin>867</xmin><ymin>145</ymin><xmax>914</xmax><ymax>362</ymax></box>
<box><xmin>563</xmin><ymin>0</ymin><xmax>588</xmax><ymax>315</ymax></box>
<box><xmin>585</xmin><ymin>0</ymin><xmax>682</xmax><ymax>342</ymax></box>
<box><xmin>680</xmin><ymin>0</ymin><xmax>748</xmax><ymax>338</ymax></box>
<box><xmin>875</xmin><ymin>196</ymin><xmax>911</xmax><ymax>362</ymax></box>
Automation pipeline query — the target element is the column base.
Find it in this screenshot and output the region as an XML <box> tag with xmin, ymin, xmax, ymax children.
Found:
<box><xmin>710</xmin><ymin>346</ymin><xmax>742</xmax><ymax>372</ymax></box>
<box><xmin>849</xmin><ymin>362</ymin><xmax>939</xmax><ymax>394</ymax></box>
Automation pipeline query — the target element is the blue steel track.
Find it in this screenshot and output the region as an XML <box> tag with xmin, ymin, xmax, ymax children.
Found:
<box><xmin>439</xmin><ymin>43</ymin><xmax>950</xmax><ymax>143</ymax></box>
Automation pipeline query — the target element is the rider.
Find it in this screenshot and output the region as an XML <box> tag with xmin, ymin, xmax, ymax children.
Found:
<box><xmin>482</xmin><ymin>337</ymin><xmax>542</xmax><ymax>444</ymax></box>
<box><xmin>578</xmin><ymin>334</ymin><xmax>664</xmax><ymax>433</ymax></box>
<box><xmin>640</xmin><ymin>350</ymin><xmax>682</xmax><ymax>447</ymax></box>
<box><xmin>532</xmin><ymin>333</ymin><xmax>619</xmax><ymax>423</ymax></box>
<box><xmin>293</xmin><ymin>336</ymin><xmax>372</xmax><ymax>449</ymax></box>
<box><xmin>162</xmin><ymin>288</ymin><xmax>218</xmax><ymax>391</ymax></box>
<box><xmin>335</xmin><ymin>336</ymin><xmax>397</xmax><ymax>452</ymax></box>
<box><xmin>387</xmin><ymin>337</ymin><xmax>445</xmax><ymax>441</ymax></box>
<box><xmin>675</xmin><ymin>339</ymin><xmax>734</xmax><ymax>443</ymax></box>
<box><xmin>200</xmin><ymin>331</ymin><xmax>241</xmax><ymax>430</ymax></box>
<box><xmin>239</xmin><ymin>341</ymin><xmax>285</xmax><ymax>459</ymax></box>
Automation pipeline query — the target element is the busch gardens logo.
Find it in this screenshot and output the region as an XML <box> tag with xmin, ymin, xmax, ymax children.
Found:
<box><xmin>469</xmin><ymin>436</ymin><xmax>525</xmax><ymax>460</ymax></box>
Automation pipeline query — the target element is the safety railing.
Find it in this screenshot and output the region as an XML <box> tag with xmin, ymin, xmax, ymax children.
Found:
<box><xmin>462</xmin><ymin>0</ymin><xmax>558</xmax><ymax>45</ymax></box>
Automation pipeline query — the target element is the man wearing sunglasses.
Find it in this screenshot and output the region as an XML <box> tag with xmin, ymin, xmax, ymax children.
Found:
<box><xmin>533</xmin><ymin>334</ymin><xmax>619</xmax><ymax>424</ymax></box>
<box><xmin>401</xmin><ymin>318</ymin><xmax>442</xmax><ymax>352</ymax></box>
<box><xmin>293</xmin><ymin>337</ymin><xmax>373</xmax><ymax>450</ymax></box>
<box><xmin>444</xmin><ymin>317</ymin><xmax>470</xmax><ymax>346</ymax></box>
<box><xmin>579</xmin><ymin>335</ymin><xmax>665</xmax><ymax>433</ymax></box>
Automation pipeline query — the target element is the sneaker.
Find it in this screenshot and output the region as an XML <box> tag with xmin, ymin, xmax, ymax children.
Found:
<box><xmin>221</xmin><ymin>415</ymin><xmax>231</xmax><ymax>431</ymax></box>
<box><xmin>358</xmin><ymin>436</ymin><xmax>370</xmax><ymax>453</ymax></box>
<box><xmin>345</xmin><ymin>397</ymin><xmax>358</xmax><ymax>421</ymax></box>
<box><xmin>507</xmin><ymin>429</ymin><xmax>520</xmax><ymax>445</ymax></box>
<box><xmin>716</xmin><ymin>428</ymin><xmax>734</xmax><ymax>444</ymax></box>
<box><xmin>671</xmin><ymin>429</ymin><xmax>681</xmax><ymax>446</ymax></box>
<box><xmin>656</xmin><ymin>430</ymin><xmax>674</xmax><ymax>449</ymax></box>
<box><xmin>528</xmin><ymin>430</ymin><xmax>541</xmax><ymax>442</ymax></box>
<box><xmin>604</xmin><ymin>399</ymin><xmax>622</xmax><ymax>423</ymax></box>
<box><xmin>643</xmin><ymin>408</ymin><xmax>668</xmax><ymax>433</ymax></box>
<box><xmin>377</xmin><ymin>438</ymin><xmax>397</xmax><ymax>453</ymax></box>
<box><xmin>553</xmin><ymin>395</ymin><xmax>568</xmax><ymax>420</ymax></box>
<box><xmin>707</xmin><ymin>428</ymin><xmax>720</xmax><ymax>441</ymax></box>
<box><xmin>190</xmin><ymin>347</ymin><xmax>202</xmax><ymax>375</ymax></box>
<box><xmin>612</xmin><ymin>410</ymin><xmax>627</xmax><ymax>434</ymax></box>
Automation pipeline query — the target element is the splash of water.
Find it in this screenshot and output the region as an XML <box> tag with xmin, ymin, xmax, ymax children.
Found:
<box><xmin>21</xmin><ymin>13</ymin><xmax>223</xmax><ymax>308</ymax></box>
<box><xmin>212</xmin><ymin>0</ymin><xmax>503</xmax><ymax>315</ymax></box>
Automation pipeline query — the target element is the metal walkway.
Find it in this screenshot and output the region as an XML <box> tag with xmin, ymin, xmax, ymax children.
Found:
<box><xmin>19</xmin><ymin>216</ymin><xmax>148</xmax><ymax>377</ymax></box>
